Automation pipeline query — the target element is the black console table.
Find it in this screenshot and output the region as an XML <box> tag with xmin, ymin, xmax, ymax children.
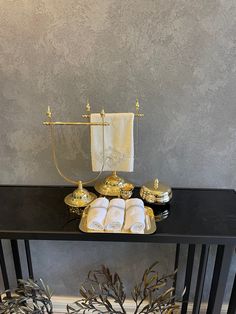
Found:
<box><xmin>0</xmin><ymin>186</ymin><xmax>235</xmax><ymax>314</ymax></box>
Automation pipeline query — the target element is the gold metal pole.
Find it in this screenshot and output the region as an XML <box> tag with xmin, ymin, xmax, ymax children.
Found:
<box><xmin>82</xmin><ymin>113</ymin><xmax>144</xmax><ymax>118</ymax></box>
<box><xmin>43</xmin><ymin>121</ymin><xmax>109</xmax><ymax>126</ymax></box>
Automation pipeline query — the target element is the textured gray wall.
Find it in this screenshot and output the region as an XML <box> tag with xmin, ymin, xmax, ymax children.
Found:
<box><xmin>1</xmin><ymin>0</ymin><xmax>236</xmax><ymax>188</ymax></box>
<box><xmin>0</xmin><ymin>0</ymin><xmax>235</xmax><ymax>303</ymax></box>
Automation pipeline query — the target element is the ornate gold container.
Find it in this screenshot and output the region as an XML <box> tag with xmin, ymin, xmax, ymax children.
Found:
<box><xmin>64</xmin><ymin>182</ymin><xmax>97</xmax><ymax>208</ymax></box>
<box><xmin>140</xmin><ymin>178</ymin><xmax>172</xmax><ymax>205</ymax></box>
<box><xmin>94</xmin><ymin>171</ymin><xmax>133</xmax><ymax>197</ymax></box>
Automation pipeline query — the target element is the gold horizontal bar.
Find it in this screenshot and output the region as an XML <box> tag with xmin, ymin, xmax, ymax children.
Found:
<box><xmin>81</xmin><ymin>113</ymin><xmax>144</xmax><ymax>118</ymax></box>
<box><xmin>43</xmin><ymin>121</ymin><xmax>110</xmax><ymax>126</ymax></box>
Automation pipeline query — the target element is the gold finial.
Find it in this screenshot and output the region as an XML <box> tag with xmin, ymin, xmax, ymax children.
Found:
<box><xmin>47</xmin><ymin>106</ymin><xmax>52</xmax><ymax>118</ymax></box>
<box><xmin>154</xmin><ymin>178</ymin><xmax>159</xmax><ymax>190</ymax></box>
<box><xmin>135</xmin><ymin>98</ymin><xmax>140</xmax><ymax>114</ymax></box>
<box><xmin>100</xmin><ymin>108</ymin><xmax>105</xmax><ymax>118</ymax></box>
<box><xmin>86</xmin><ymin>99</ymin><xmax>91</xmax><ymax>113</ymax></box>
<box><xmin>134</xmin><ymin>98</ymin><xmax>144</xmax><ymax>117</ymax></box>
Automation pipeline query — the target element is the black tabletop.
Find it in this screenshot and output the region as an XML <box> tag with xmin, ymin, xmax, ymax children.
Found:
<box><xmin>0</xmin><ymin>186</ymin><xmax>235</xmax><ymax>244</ymax></box>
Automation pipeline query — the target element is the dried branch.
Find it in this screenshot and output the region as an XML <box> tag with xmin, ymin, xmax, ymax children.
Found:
<box><xmin>68</xmin><ymin>262</ymin><xmax>180</xmax><ymax>314</ymax></box>
<box><xmin>67</xmin><ymin>265</ymin><xmax>126</xmax><ymax>314</ymax></box>
<box><xmin>0</xmin><ymin>262</ymin><xmax>180</xmax><ymax>314</ymax></box>
<box><xmin>0</xmin><ymin>279</ymin><xmax>53</xmax><ymax>314</ymax></box>
<box><xmin>131</xmin><ymin>261</ymin><xmax>178</xmax><ymax>314</ymax></box>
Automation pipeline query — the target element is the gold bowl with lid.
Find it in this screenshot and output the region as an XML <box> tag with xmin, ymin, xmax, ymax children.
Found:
<box><xmin>140</xmin><ymin>178</ymin><xmax>172</xmax><ymax>205</ymax></box>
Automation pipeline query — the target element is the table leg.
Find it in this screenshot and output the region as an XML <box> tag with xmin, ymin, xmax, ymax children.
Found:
<box><xmin>0</xmin><ymin>240</ymin><xmax>11</xmax><ymax>298</ymax></box>
<box><xmin>181</xmin><ymin>244</ymin><xmax>196</xmax><ymax>314</ymax></box>
<box><xmin>10</xmin><ymin>240</ymin><xmax>34</xmax><ymax>281</ymax></box>
<box><xmin>192</xmin><ymin>244</ymin><xmax>210</xmax><ymax>314</ymax></box>
<box><xmin>227</xmin><ymin>272</ymin><xmax>236</xmax><ymax>314</ymax></box>
<box><xmin>207</xmin><ymin>245</ymin><xmax>234</xmax><ymax>314</ymax></box>
<box><xmin>11</xmin><ymin>240</ymin><xmax>23</xmax><ymax>280</ymax></box>
<box><xmin>173</xmin><ymin>243</ymin><xmax>180</xmax><ymax>299</ymax></box>
<box><xmin>24</xmin><ymin>240</ymin><xmax>34</xmax><ymax>279</ymax></box>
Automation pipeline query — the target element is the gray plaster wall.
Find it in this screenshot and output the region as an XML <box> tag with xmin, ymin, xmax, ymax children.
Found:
<box><xmin>0</xmin><ymin>0</ymin><xmax>236</xmax><ymax>303</ymax></box>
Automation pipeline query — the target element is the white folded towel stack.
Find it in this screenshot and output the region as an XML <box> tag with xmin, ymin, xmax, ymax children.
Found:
<box><xmin>90</xmin><ymin>113</ymin><xmax>134</xmax><ymax>172</ymax></box>
<box><xmin>104</xmin><ymin>198</ymin><xmax>125</xmax><ymax>231</ymax></box>
<box><xmin>87</xmin><ymin>197</ymin><xmax>109</xmax><ymax>231</ymax></box>
<box><xmin>124</xmin><ymin>198</ymin><xmax>146</xmax><ymax>234</ymax></box>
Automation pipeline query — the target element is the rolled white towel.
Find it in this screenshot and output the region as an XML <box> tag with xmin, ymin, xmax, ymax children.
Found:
<box><xmin>90</xmin><ymin>197</ymin><xmax>109</xmax><ymax>209</ymax></box>
<box><xmin>125</xmin><ymin>198</ymin><xmax>144</xmax><ymax>209</ymax></box>
<box><xmin>104</xmin><ymin>198</ymin><xmax>125</xmax><ymax>231</ymax></box>
<box><xmin>124</xmin><ymin>198</ymin><xmax>145</xmax><ymax>234</ymax></box>
<box><xmin>87</xmin><ymin>197</ymin><xmax>109</xmax><ymax>231</ymax></box>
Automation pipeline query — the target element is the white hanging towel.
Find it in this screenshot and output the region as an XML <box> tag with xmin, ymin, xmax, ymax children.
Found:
<box><xmin>104</xmin><ymin>198</ymin><xmax>125</xmax><ymax>231</ymax></box>
<box><xmin>90</xmin><ymin>113</ymin><xmax>134</xmax><ymax>172</ymax></box>
<box><xmin>87</xmin><ymin>197</ymin><xmax>109</xmax><ymax>231</ymax></box>
<box><xmin>124</xmin><ymin>198</ymin><xmax>145</xmax><ymax>234</ymax></box>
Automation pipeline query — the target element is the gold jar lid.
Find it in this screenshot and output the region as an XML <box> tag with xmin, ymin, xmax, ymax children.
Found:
<box><xmin>140</xmin><ymin>178</ymin><xmax>172</xmax><ymax>204</ymax></box>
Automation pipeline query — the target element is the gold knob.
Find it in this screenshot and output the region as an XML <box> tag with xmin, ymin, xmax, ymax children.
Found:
<box><xmin>78</xmin><ymin>180</ymin><xmax>83</xmax><ymax>190</ymax></box>
<box><xmin>135</xmin><ymin>98</ymin><xmax>140</xmax><ymax>114</ymax></box>
<box><xmin>86</xmin><ymin>100</ymin><xmax>91</xmax><ymax>113</ymax></box>
<box><xmin>100</xmin><ymin>108</ymin><xmax>105</xmax><ymax>118</ymax></box>
<box><xmin>47</xmin><ymin>106</ymin><xmax>52</xmax><ymax>118</ymax></box>
<box><xmin>154</xmin><ymin>178</ymin><xmax>159</xmax><ymax>190</ymax></box>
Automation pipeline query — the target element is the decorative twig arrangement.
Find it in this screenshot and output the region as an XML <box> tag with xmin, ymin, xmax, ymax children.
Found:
<box><xmin>0</xmin><ymin>262</ymin><xmax>180</xmax><ymax>314</ymax></box>
<box><xmin>0</xmin><ymin>279</ymin><xmax>53</xmax><ymax>314</ymax></box>
<box><xmin>67</xmin><ymin>261</ymin><xmax>180</xmax><ymax>314</ymax></box>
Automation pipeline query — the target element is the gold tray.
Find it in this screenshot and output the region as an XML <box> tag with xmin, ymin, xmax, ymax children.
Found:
<box><xmin>79</xmin><ymin>206</ymin><xmax>156</xmax><ymax>234</ymax></box>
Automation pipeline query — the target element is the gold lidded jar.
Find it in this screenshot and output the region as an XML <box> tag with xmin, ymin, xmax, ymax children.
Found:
<box><xmin>140</xmin><ymin>178</ymin><xmax>172</xmax><ymax>205</ymax></box>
